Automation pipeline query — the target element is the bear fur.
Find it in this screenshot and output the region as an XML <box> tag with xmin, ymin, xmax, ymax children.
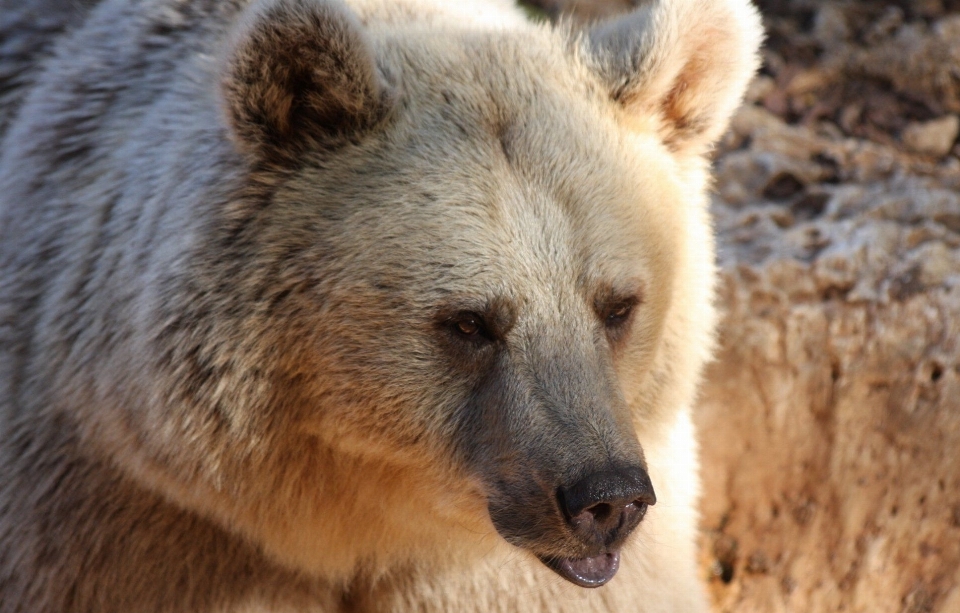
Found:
<box><xmin>0</xmin><ymin>0</ymin><xmax>762</xmax><ymax>611</ymax></box>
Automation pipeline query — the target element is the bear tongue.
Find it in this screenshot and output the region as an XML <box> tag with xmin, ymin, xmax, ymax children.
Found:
<box><xmin>540</xmin><ymin>552</ymin><xmax>620</xmax><ymax>588</ymax></box>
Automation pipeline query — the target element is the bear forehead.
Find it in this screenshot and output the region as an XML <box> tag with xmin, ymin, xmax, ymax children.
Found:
<box><xmin>277</xmin><ymin>26</ymin><xmax>686</xmax><ymax>307</ymax></box>
<box><xmin>365</xmin><ymin>33</ymin><xmax>679</xmax><ymax>233</ymax></box>
<box><xmin>380</xmin><ymin>28</ymin><xmax>609</xmax><ymax>145</ymax></box>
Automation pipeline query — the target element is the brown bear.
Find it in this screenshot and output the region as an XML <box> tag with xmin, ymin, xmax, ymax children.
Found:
<box><xmin>0</xmin><ymin>0</ymin><xmax>762</xmax><ymax>610</ymax></box>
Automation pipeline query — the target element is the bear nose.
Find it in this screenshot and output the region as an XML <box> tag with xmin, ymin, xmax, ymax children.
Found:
<box><xmin>557</xmin><ymin>467</ymin><xmax>656</xmax><ymax>548</ymax></box>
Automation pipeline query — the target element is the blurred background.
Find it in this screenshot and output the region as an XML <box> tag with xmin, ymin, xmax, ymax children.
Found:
<box><xmin>525</xmin><ymin>2</ymin><xmax>960</xmax><ymax>611</ymax></box>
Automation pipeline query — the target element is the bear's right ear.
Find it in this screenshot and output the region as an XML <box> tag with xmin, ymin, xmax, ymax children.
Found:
<box><xmin>221</xmin><ymin>0</ymin><xmax>392</xmax><ymax>160</ymax></box>
<box><xmin>582</xmin><ymin>0</ymin><xmax>762</xmax><ymax>158</ymax></box>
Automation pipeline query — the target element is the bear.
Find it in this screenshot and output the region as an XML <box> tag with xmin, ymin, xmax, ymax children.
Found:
<box><xmin>0</xmin><ymin>0</ymin><xmax>762</xmax><ymax>611</ymax></box>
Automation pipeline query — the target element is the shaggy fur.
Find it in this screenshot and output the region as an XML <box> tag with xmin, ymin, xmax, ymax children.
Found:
<box><xmin>0</xmin><ymin>0</ymin><xmax>762</xmax><ymax>611</ymax></box>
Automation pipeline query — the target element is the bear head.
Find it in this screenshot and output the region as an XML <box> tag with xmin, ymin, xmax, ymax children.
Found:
<box><xmin>94</xmin><ymin>0</ymin><xmax>761</xmax><ymax>588</ymax></box>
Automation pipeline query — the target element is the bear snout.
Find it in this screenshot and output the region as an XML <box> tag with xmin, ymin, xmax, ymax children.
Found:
<box><xmin>557</xmin><ymin>467</ymin><xmax>656</xmax><ymax>550</ymax></box>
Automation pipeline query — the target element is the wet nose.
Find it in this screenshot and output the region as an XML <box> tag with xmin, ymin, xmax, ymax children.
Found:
<box><xmin>557</xmin><ymin>467</ymin><xmax>656</xmax><ymax>547</ymax></box>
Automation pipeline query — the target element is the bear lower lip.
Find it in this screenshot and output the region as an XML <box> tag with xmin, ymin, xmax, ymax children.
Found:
<box><xmin>538</xmin><ymin>552</ymin><xmax>620</xmax><ymax>588</ymax></box>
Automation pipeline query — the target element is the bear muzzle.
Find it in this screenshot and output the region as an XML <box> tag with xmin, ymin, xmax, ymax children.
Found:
<box><xmin>558</xmin><ymin>467</ymin><xmax>656</xmax><ymax>547</ymax></box>
<box><xmin>537</xmin><ymin>466</ymin><xmax>656</xmax><ymax>587</ymax></box>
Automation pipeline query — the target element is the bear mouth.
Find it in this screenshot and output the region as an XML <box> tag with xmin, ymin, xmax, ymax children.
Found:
<box><xmin>537</xmin><ymin>552</ymin><xmax>620</xmax><ymax>588</ymax></box>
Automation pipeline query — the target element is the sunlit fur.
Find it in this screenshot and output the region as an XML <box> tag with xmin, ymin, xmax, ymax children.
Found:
<box><xmin>0</xmin><ymin>0</ymin><xmax>761</xmax><ymax>611</ymax></box>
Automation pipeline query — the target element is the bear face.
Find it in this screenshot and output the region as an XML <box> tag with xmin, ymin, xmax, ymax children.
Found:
<box><xmin>187</xmin><ymin>0</ymin><xmax>759</xmax><ymax>585</ymax></box>
<box><xmin>0</xmin><ymin>0</ymin><xmax>762</xmax><ymax>605</ymax></box>
<box><xmin>261</xmin><ymin>37</ymin><xmax>684</xmax><ymax>582</ymax></box>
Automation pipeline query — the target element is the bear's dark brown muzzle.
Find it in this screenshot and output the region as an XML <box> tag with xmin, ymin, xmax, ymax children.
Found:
<box><xmin>533</xmin><ymin>467</ymin><xmax>655</xmax><ymax>588</ymax></box>
<box><xmin>557</xmin><ymin>466</ymin><xmax>656</xmax><ymax>550</ymax></box>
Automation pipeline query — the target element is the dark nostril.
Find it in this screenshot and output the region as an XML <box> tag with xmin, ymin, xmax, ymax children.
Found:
<box><xmin>586</xmin><ymin>502</ymin><xmax>613</xmax><ymax>523</ymax></box>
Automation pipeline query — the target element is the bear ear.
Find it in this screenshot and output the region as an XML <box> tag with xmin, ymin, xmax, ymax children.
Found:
<box><xmin>221</xmin><ymin>0</ymin><xmax>393</xmax><ymax>160</ymax></box>
<box><xmin>583</xmin><ymin>0</ymin><xmax>763</xmax><ymax>157</ymax></box>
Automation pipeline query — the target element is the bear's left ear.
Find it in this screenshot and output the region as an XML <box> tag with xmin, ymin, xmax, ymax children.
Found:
<box><xmin>584</xmin><ymin>0</ymin><xmax>763</xmax><ymax>157</ymax></box>
<box><xmin>221</xmin><ymin>0</ymin><xmax>393</xmax><ymax>161</ymax></box>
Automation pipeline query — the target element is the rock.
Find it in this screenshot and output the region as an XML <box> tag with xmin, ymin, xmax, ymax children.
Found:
<box><xmin>849</xmin><ymin>17</ymin><xmax>960</xmax><ymax>115</ymax></box>
<box><xmin>784</xmin><ymin>68</ymin><xmax>835</xmax><ymax>97</ymax></box>
<box><xmin>812</xmin><ymin>4</ymin><xmax>850</xmax><ymax>47</ymax></box>
<box><xmin>743</xmin><ymin>75</ymin><xmax>776</xmax><ymax>105</ymax></box>
<box><xmin>701</xmin><ymin>87</ymin><xmax>960</xmax><ymax>613</ymax></box>
<box><xmin>902</xmin><ymin>115</ymin><xmax>960</xmax><ymax>158</ymax></box>
<box><xmin>862</xmin><ymin>6</ymin><xmax>904</xmax><ymax>45</ymax></box>
<box><xmin>701</xmin><ymin>193</ymin><xmax>960</xmax><ymax>612</ymax></box>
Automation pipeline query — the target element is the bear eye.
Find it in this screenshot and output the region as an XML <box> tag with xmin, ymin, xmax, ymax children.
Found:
<box><xmin>450</xmin><ymin>312</ymin><xmax>490</xmax><ymax>340</ymax></box>
<box><xmin>456</xmin><ymin>315</ymin><xmax>480</xmax><ymax>336</ymax></box>
<box><xmin>602</xmin><ymin>297</ymin><xmax>639</xmax><ymax>330</ymax></box>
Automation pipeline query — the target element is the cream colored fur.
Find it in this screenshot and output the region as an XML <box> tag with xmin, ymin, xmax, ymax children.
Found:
<box><xmin>0</xmin><ymin>0</ymin><xmax>762</xmax><ymax>611</ymax></box>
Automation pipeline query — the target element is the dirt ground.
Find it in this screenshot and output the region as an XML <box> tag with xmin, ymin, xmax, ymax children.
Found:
<box><xmin>528</xmin><ymin>1</ymin><xmax>960</xmax><ymax>611</ymax></box>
